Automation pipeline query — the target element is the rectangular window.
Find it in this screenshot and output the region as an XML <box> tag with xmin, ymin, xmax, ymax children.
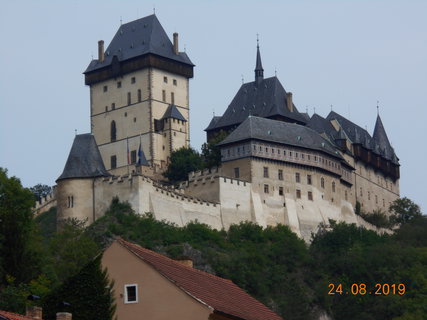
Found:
<box><xmin>103</xmin><ymin>85</ymin><xmax>108</xmax><ymax>92</ymax></box>
<box><xmin>171</xmin><ymin>92</ymin><xmax>175</xmax><ymax>104</ymax></box>
<box><xmin>131</xmin><ymin>77</ymin><xmax>136</xmax><ymax>84</ymax></box>
<box><xmin>173</xmin><ymin>79</ymin><xmax>177</xmax><ymax>86</ymax></box>
<box><xmin>263</xmin><ymin>167</ymin><xmax>269</xmax><ymax>178</ymax></box>
<box><xmin>279</xmin><ymin>187</ymin><xmax>284</xmax><ymax>196</ymax></box>
<box><xmin>127</xmin><ymin>92</ymin><xmax>131</xmax><ymax>105</ymax></box>
<box><xmin>124</xmin><ymin>284</ymin><xmax>138</xmax><ymax>303</ymax></box>
<box><xmin>117</xmin><ymin>81</ymin><xmax>122</xmax><ymax>88</ymax></box>
<box><xmin>131</xmin><ymin>150</ymin><xmax>137</xmax><ymax>164</ymax></box>
<box><xmin>138</xmin><ymin>89</ymin><xmax>142</xmax><ymax>102</ymax></box>
<box><xmin>162</xmin><ymin>90</ymin><xmax>166</xmax><ymax>102</ymax></box>
<box><xmin>111</xmin><ymin>155</ymin><xmax>117</xmax><ymax>169</ymax></box>
<box><xmin>308</xmin><ymin>191</ymin><xmax>313</xmax><ymax>201</ymax></box>
<box><xmin>296</xmin><ymin>189</ymin><xmax>301</xmax><ymax>199</ymax></box>
<box><xmin>264</xmin><ymin>184</ymin><xmax>269</xmax><ymax>193</ymax></box>
<box><xmin>234</xmin><ymin>167</ymin><xmax>240</xmax><ymax>179</ymax></box>
<box><xmin>111</xmin><ymin>103</ymin><xmax>115</xmax><ymax>110</ymax></box>
<box><xmin>278</xmin><ymin>169</ymin><xmax>283</xmax><ymax>181</ymax></box>
<box><xmin>295</xmin><ymin>172</ymin><xmax>300</xmax><ymax>183</ymax></box>
<box><xmin>163</xmin><ymin>76</ymin><xmax>168</xmax><ymax>83</ymax></box>
<box><xmin>307</xmin><ymin>175</ymin><xmax>312</xmax><ymax>185</ymax></box>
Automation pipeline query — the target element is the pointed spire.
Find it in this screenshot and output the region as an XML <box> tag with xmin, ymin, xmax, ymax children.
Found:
<box><xmin>254</xmin><ymin>34</ymin><xmax>264</xmax><ymax>84</ymax></box>
<box><xmin>372</xmin><ymin>114</ymin><xmax>395</xmax><ymax>160</ymax></box>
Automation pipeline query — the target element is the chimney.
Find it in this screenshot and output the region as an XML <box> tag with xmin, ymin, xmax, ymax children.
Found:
<box><xmin>173</xmin><ymin>33</ymin><xmax>179</xmax><ymax>55</ymax></box>
<box><xmin>286</xmin><ymin>92</ymin><xmax>293</xmax><ymax>112</ymax></box>
<box><xmin>98</xmin><ymin>40</ymin><xmax>105</xmax><ymax>62</ymax></box>
<box><xmin>56</xmin><ymin>312</ymin><xmax>72</xmax><ymax>320</ymax></box>
<box><xmin>175</xmin><ymin>258</ymin><xmax>193</xmax><ymax>268</ymax></box>
<box><xmin>26</xmin><ymin>306</ymin><xmax>42</xmax><ymax>319</ymax></box>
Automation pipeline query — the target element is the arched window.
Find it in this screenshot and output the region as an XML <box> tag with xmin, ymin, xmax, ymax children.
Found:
<box><xmin>321</xmin><ymin>177</ymin><xmax>325</xmax><ymax>189</ymax></box>
<box><xmin>111</xmin><ymin>120</ymin><xmax>117</xmax><ymax>142</ymax></box>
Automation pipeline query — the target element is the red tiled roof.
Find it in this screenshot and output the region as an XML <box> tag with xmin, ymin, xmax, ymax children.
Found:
<box><xmin>0</xmin><ymin>310</ymin><xmax>40</xmax><ymax>320</ymax></box>
<box><xmin>117</xmin><ymin>238</ymin><xmax>283</xmax><ymax>320</ymax></box>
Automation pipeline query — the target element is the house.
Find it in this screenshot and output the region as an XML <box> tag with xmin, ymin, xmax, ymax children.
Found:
<box><xmin>102</xmin><ymin>238</ymin><xmax>283</xmax><ymax>320</ymax></box>
<box><xmin>0</xmin><ymin>307</ymin><xmax>70</xmax><ymax>320</ymax></box>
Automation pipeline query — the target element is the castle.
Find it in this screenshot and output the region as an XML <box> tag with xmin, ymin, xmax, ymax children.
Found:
<box><xmin>36</xmin><ymin>14</ymin><xmax>399</xmax><ymax>241</ymax></box>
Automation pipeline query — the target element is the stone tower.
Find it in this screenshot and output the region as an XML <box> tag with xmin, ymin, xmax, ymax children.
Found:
<box><xmin>84</xmin><ymin>14</ymin><xmax>194</xmax><ymax>175</ymax></box>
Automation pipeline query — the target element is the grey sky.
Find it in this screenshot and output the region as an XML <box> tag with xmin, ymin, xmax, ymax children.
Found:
<box><xmin>1</xmin><ymin>0</ymin><xmax>426</xmax><ymax>212</ymax></box>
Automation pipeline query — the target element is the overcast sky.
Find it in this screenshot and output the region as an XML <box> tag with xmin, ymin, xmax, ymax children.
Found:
<box><xmin>1</xmin><ymin>0</ymin><xmax>426</xmax><ymax>212</ymax></box>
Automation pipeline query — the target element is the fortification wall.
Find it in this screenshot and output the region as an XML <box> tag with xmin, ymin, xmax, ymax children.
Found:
<box><xmin>33</xmin><ymin>190</ymin><xmax>57</xmax><ymax>216</ymax></box>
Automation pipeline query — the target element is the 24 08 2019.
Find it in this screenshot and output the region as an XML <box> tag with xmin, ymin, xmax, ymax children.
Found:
<box><xmin>328</xmin><ymin>283</ymin><xmax>406</xmax><ymax>295</ymax></box>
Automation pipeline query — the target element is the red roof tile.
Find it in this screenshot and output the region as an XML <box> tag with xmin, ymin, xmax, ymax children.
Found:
<box><xmin>117</xmin><ymin>238</ymin><xmax>283</xmax><ymax>320</ymax></box>
<box><xmin>0</xmin><ymin>310</ymin><xmax>40</xmax><ymax>320</ymax></box>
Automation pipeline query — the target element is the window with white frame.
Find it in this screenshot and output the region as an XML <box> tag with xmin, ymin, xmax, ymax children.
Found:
<box><xmin>124</xmin><ymin>284</ymin><xmax>138</xmax><ymax>303</ymax></box>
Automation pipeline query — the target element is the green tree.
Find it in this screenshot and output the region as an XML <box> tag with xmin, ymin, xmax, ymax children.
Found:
<box><xmin>42</xmin><ymin>255</ymin><xmax>115</xmax><ymax>320</ymax></box>
<box><xmin>389</xmin><ymin>197</ymin><xmax>422</xmax><ymax>225</ymax></box>
<box><xmin>30</xmin><ymin>184</ymin><xmax>52</xmax><ymax>202</ymax></box>
<box><xmin>201</xmin><ymin>131</ymin><xmax>228</xmax><ymax>169</ymax></box>
<box><xmin>163</xmin><ymin>147</ymin><xmax>204</xmax><ymax>183</ymax></box>
<box><xmin>0</xmin><ymin>168</ymin><xmax>42</xmax><ymax>284</ymax></box>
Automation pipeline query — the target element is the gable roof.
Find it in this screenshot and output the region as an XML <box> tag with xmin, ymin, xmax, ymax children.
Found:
<box><xmin>57</xmin><ymin>134</ymin><xmax>111</xmax><ymax>181</ymax></box>
<box><xmin>205</xmin><ymin>116</ymin><xmax>222</xmax><ymax>131</ymax></box>
<box><xmin>208</xmin><ymin>76</ymin><xmax>307</xmax><ymax>132</ymax></box>
<box><xmin>218</xmin><ymin>116</ymin><xmax>343</xmax><ymax>160</ymax></box>
<box><xmin>116</xmin><ymin>238</ymin><xmax>283</xmax><ymax>320</ymax></box>
<box><xmin>161</xmin><ymin>104</ymin><xmax>187</xmax><ymax>121</ymax></box>
<box><xmin>0</xmin><ymin>310</ymin><xmax>39</xmax><ymax>320</ymax></box>
<box><xmin>85</xmin><ymin>14</ymin><xmax>193</xmax><ymax>74</ymax></box>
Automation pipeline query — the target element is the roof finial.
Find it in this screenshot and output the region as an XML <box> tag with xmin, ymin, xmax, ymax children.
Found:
<box><xmin>376</xmin><ymin>100</ymin><xmax>380</xmax><ymax>116</ymax></box>
<box><xmin>241</xmin><ymin>74</ymin><xmax>244</xmax><ymax>84</ymax></box>
<box><xmin>313</xmin><ymin>107</ymin><xmax>316</xmax><ymax>114</ymax></box>
<box><xmin>330</xmin><ymin>104</ymin><xmax>333</xmax><ymax>111</ymax></box>
<box><xmin>75</xmin><ymin>129</ymin><xmax>77</xmax><ymax>136</ymax></box>
<box><xmin>275</xmin><ymin>67</ymin><xmax>277</xmax><ymax>77</ymax></box>
<box><xmin>254</xmin><ymin>34</ymin><xmax>264</xmax><ymax>84</ymax></box>
<box><xmin>153</xmin><ymin>6</ymin><xmax>156</xmax><ymax>14</ymax></box>
<box><xmin>120</xmin><ymin>16</ymin><xmax>122</xmax><ymax>25</ymax></box>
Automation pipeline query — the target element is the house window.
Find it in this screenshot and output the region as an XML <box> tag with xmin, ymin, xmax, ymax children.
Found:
<box><xmin>308</xmin><ymin>191</ymin><xmax>313</xmax><ymax>201</ymax></box>
<box><xmin>103</xmin><ymin>85</ymin><xmax>108</xmax><ymax>92</ymax></box>
<box><xmin>307</xmin><ymin>175</ymin><xmax>312</xmax><ymax>185</ymax></box>
<box><xmin>67</xmin><ymin>196</ymin><xmax>74</xmax><ymax>208</ymax></box>
<box><xmin>301</xmin><ymin>154</ymin><xmax>304</xmax><ymax>159</ymax></box>
<box><xmin>111</xmin><ymin>155</ymin><xmax>117</xmax><ymax>169</ymax></box>
<box><xmin>138</xmin><ymin>89</ymin><xmax>142</xmax><ymax>102</ymax></box>
<box><xmin>124</xmin><ymin>284</ymin><xmax>138</xmax><ymax>304</ymax></box>
<box><xmin>162</xmin><ymin>90</ymin><xmax>166</xmax><ymax>102</ymax></box>
<box><xmin>321</xmin><ymin>177</ymin><xmax>325</xmax><ymax>189</ymax></box>
<box><xmin>111</xmin><ymin>103</ymin><xmax>115</xmax><ymax>110</ymax></box>
<box><xmin>105</xmin><ymin>106</ymin><xmax>108</xmax><ymax>112</ymax></box>
<box><xmin>110</xmin><ymin>121</ymin><xmax>117</xmax><ymax>142</ymax></box>
<box><xmin>368</xmin><ymin>191</ymin><xmax>371</xmax><ymax>200</ymax></box>
<box><xmin>279</xmin><ymin>187</ymin><xmax>284</xmax><ymax>196</ymax></box>
<box><xmin>131</xmin><ymin>77</ymin><xmax>136</xmax><ymax>84</ymax></box>
<box><xmin>131</xmin><ymin>150</ymin><xmax>137</xmax><ymax>164</ymax></box>
<box><xmin>332</xmin><ymin>181</ymin><xmax>336</xmax><ymax>193</ymax></box>
<box><xmin>173</xmin><ymin>79</ymin><xmax>177</xmax><ymax>86</ymax></box>
<box><xmin>263</xmin><ymin>167</ymin><xmax>269</xmax><ymax>178</ymax></box>
<box><xmin>127</xmin><ymin>92</ymin><xmax>131</xmax><ymax>105</ymax></box>
<box><xmin>234</xmin><ymin>167</ymin><xmax>240</xmax><ymax>179</ymax></box>
<box><xmin>296</xmin><ymin>189</ymin><xmax>301</xmax><ymax>199</ymax></box>
<box><xmin>295</xmin><ymin>152</ymin><xmax>298</xmax><ymax>158</ymax></box>
<box><xmin>264</xmin><ymin>184</ymin><xmax>269</xmax><ymax>193</ymax></box>
<box><xmin>295</xmin><ymin>172</ymin><xmax>300</xmax><ymax>183</ymax></box>
<box><xmin>117</xmin><ymin>81</ymin><xmax>122</xmax><ymax>88</ymax></box>
<box><xmin>163</xmin><ymin>76</ymin><xmax>168</xmax><ymax>83</ymax></box>
<box><xmin>360</xmin><ymin>187</ymin><xmax>363</xmax><ymax>197</ymax></box>
<box><xmin>278</xmin><ymin>169</ymin><xmax>283</xmax><ymax>181</ymax></box>
<box><xmin>171</xmin><ymin>92</ymin><xmax>175</xmax><ymax>104</ymax></box>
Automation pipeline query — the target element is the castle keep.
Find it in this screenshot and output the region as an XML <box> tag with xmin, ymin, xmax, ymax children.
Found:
<box><xmin>47</xmin><ymin>14</ymin><xmax>400</xmax><ymax>241</ymax></box>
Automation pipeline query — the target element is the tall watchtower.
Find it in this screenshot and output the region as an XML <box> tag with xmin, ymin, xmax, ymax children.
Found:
<box><xmin>84</xmin><ymin>14</ymin><xmax>194</xmax><ymax>175</ymax></box>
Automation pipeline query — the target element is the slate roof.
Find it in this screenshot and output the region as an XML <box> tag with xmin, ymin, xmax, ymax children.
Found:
<box><xmin>326</xmin><ymin>111</ymin><xmax>398</xmax><ymax>164</ymax></box>
<box><xmin>307</xmin><ymin>113</ymin><xmax>338</xmax><ymax>139</ymax></box>
<box><xmin>117</xmin><ymin>238</ymin><xmax>283</xmax><ymax>320</ymax></box>
<box><xmin>205</xmin><ymin>116</ymin><xmax>222</xmax><ymax>131</ymax></box>
<box><xmin>300</xmin><ymin>112</ymin><xmax>311</xmax><ymax>122</ymax></box>
<box><xmin>57</xmin><ymin>134</ymin><xmax>111</xmax><ymax>181</ymax></box>
<box><xmin>209</xmin><ymin>76</ymin><xmax>307</xmax><ymax>132</ymax></box>
<box><xmin>84</xmin><ymin>14</ymin><xmax>193</xmax><ymax>74</ymax></box>
<box><xmin>218</xmin><ymin>116</ymin><xmax>343</xmax><ymax>160</ymax></box>
<box><xmin>0</xmin><ymin>310</ymin><xmax>39</xmax><ymax>320</ymax></box>
<box><xmin>161</xmin><ymin>104</ymin><xmax>186</xmax><ymax>121</ymax></box>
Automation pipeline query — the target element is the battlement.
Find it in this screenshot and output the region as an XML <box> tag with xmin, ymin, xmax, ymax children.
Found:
<box><xmin>33</xmin><ymin>187</ymin><xmax>57</xmax><ymax>216</ymax></box>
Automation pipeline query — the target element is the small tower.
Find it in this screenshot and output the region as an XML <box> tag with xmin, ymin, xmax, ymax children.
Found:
<box><xmin>83</xmin><ymin>14</ymin><xmax>194</xmax><ymax>175</ymax></box>
<box><xmin>254</xmin><ymin>38</ymin><xmax>264</xmax><ymax>84</ymax></box>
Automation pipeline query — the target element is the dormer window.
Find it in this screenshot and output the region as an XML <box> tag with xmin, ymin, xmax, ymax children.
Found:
<box><xmin>124</xmin><ymin>284</ymin><xmax>138</xmax><ymax>303</ymax></box>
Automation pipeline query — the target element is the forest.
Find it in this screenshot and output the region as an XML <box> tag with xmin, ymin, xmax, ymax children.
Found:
<box><xmin>0</xmin><ymin>167</ymin><xmax>426</xmax><ymax>320</ymax></box>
